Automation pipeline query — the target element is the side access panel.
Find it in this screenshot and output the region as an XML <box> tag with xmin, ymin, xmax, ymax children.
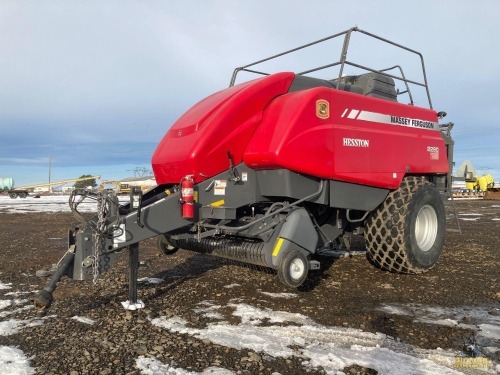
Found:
<box><xmin>256</xmin><ymin>169</ymin><xmax>328</xmax><ymax>204</ymax></box>
<box><xmin>329</xmin><ymin>180</ymin><xmax>388</xmax><ymax>211</ymax></box>
<box><xmin>255</xmin><ymin>169</ymin><xmax>388</xmax><ymax>212</ymax></box>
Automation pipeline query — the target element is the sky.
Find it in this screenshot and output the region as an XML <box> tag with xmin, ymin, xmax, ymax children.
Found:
<box><xmin>0</xmin><ymin>0</ymin><xmax>499</xmax><ymax>187</ymax></box>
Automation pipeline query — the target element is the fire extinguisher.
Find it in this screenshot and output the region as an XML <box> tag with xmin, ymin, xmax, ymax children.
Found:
<box><xmin>180</xmin><ymin>175</ymin><xmax>195</xmax><ymax>219</ymax></box>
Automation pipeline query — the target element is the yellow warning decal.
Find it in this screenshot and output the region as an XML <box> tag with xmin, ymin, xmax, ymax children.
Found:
<box><xmin>210</xmin><ymin>199</ymin><xmax>225</xmax><ymax>207</ymax></box>
<box><xmin>316</xmin><ymin>99</ymin><xmax>330</xmax><ymax>119</ymax></box>
<box><xmin>272</xmin><ymin>237</ymin><xmax>284</xmax><ymax>257</ymax></box>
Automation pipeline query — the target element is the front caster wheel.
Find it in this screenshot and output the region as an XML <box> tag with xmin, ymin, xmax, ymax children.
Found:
<box><xmin>157</xmin><ymin>235</ymin><xmax>179</xmax><ymax>255</ymax></box>
<box><xmin>277</xmin><ymin>249</ymin><xmax>309</xmax><ymax>288</ymax></box>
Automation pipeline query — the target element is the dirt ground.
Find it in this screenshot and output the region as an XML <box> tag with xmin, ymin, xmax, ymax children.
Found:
<box><xmin>0</xmin><ymin>199</ymin><xmax>498</xmax><ymax>374</ymax></box>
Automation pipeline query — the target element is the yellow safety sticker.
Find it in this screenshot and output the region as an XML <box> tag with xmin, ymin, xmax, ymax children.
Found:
<box><xmin>193</xmin><ymin>191</ymin><xmax>198</xmax><ymax>202</ymax></box>
<box><xmin>272</xmin><ymin>237</ymin><xmax>284</xmax><ymax>257</ymax></box>
<box><xmin>210</xmin><ymin>199</ymin><xmax>225</xmax><ymax>207</ymax></box>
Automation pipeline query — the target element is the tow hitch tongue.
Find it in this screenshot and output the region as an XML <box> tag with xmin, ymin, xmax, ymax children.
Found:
<box><xmin>32</xmin><ymin>188</ymin><xmax>147</xmax><ymax>315</ymax></box>
<box><xmin>33</xmin><ymin>245</ymin><xmax>76</xmax><ymax>317</ymax></box>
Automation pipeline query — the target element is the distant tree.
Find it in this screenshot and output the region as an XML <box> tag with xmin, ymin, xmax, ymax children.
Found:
<box><xmin>74</xmin><ymin>175</ymin><xmax>98</xmax><ymax>189</ymax></box>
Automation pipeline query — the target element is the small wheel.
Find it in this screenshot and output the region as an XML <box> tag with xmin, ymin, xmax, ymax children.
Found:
<box><xmin>9</xmin><ymin>193</ymin><xmax>18</xmax><ymax>199</ymax></box>
<box><xmin>18</xmin><ymin>192</ymin><xmax>27</xmax><ymax>198</ymax></box>
<box><xmin>277</xmin><ymin>249</ymin><xmax>309</xmax><ymax>288</ymax></box>
<box><xmin>157</xmin><ymin>235</ymin><xmax>179</xmax><ymax>255</ymax></box>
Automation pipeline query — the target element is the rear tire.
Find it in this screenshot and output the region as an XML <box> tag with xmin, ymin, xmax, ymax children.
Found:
<box><xmin>365</xmin><ymin>176</ymin><xmax>445</xmax><ymax>273</ymax></box>
<box><xmin>277</xmin><ymin>249</ymin><xmax>309</xmax><ymax>288</ymax></box>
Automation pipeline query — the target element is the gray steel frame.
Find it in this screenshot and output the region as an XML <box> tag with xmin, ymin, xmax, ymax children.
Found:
<box><xmin>65</xmin><ymin>165</ymin><xmax>391</xmax><ymax>280</ymax></box>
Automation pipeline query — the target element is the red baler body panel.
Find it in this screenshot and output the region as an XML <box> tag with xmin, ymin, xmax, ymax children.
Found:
<box><xmin>152</xmin><ymin>73</ymin><xmax>449</xmax><ymax>189</ymax></box>
<box><xmin>244</xmin><ymin>87</ymin><xmax>449</xmax><ymax>189</ymax></box>
<box><xmin>152</xmin><ymin>72</ymin><xmax>295</xmax><ymax>183</ymax></box>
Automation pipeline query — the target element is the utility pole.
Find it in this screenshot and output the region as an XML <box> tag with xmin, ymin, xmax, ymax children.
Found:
<box><xmin>48</xmin><ymin>157</ymin><xmax>52</xmax><ymax>194</ymax></box>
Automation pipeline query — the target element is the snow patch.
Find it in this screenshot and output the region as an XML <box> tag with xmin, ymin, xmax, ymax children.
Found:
<box><xmin>136</xmin><ymin>356</ymin><xmax>235</xmax><ymax>374</ymax></box>
<box><xmin>0</xmin><ymin>305</ymin><xmax>33</xmax><ymax>319</ymax></box>
<box><xmin>479</xmin><ymin>324</ymin><xmax>500</xmax><ymax>340</ymax></box>
<box><xmin>0</xmin><ymin>299</ymin><xmax>28</xmax><ymax>310</ymax></box>
<box><xmin>378</xmin><ymin>303</ymin><xmax>500</xmax><ymax>349</ymax></box>
<box><xmin>0</xmin><ymin>195</ymin><xmax>129</xmax><ymax>213</ymax></box>
<box><xmin>0</xmin><ymin>282</ymin><xmax>12</xmax><ymax>290</ymax></box>
<box><xmin>71</xmin><ymin>316</ymin><xmax>95</xmax><ymax>325</ymax></box>
<box><xmin>0</xmin><ymin>317</ymin><xmax>45</xmax><ymax>336</ymax></box>
<box><xmin>4</xmin><ymin>291</ymin><xmax>34</xmax><ymax>296</ymax></box>
<box><xmin>258</xmin><ymin>290</ymin><xmax>297</xmax><ymax>299</ymax></box>
<box><xmin>223</xmin><ymin>283</ymin><xmax>241</xmax><ymax>289</ymax></box>
<box><xmin>193</xmin><ymin>302</ymin><xmax>224</xmax><ymax>320</ymax></box>
<box><xmin>0</xmin><ymin>346</ymin><xmax>35</xmax><ymax>375</ymax></box>
<box><xmin>151</xmin><ymin>302</ymin><xmax>467</xmax><ymax>374</ymax></box>
<box><xmin>138</xmin><ymin>277</ymin><xmax>165</xmax><ymax>284</ymax></box>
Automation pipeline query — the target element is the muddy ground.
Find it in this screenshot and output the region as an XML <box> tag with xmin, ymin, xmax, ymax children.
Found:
<box><xmin>0</xmin><ymin>199</ymin><xmax>498</xmax><ymax>374</ymax></box>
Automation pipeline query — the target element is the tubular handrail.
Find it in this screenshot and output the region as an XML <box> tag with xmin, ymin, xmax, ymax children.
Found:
<box><xmin>379</xmin><ymin>65</ymin><xmax>414</xmax><ymax>105</ymax></box>
<box><xmin>229</xmin><ymin>27</ymin><xmax>433</xmax><ymax>109</ymax></box>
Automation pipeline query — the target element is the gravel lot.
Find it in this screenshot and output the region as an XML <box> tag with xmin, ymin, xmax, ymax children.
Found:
<box><xmin>0</xmin><ymin>196</ymin><xmax>499</xmax><ymax>374</ymax></box>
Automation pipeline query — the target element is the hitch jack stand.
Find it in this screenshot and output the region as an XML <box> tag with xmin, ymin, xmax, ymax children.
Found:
<box><xmin>121</xmin><ymin>243</ymin><xmax>145</xmax><ymax>310</ymax></box>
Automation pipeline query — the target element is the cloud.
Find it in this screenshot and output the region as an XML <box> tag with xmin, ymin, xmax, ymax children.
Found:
<box><xmin>0</xmin><ymin>0</ymin><xmax>499</xmax><ymax>185</ymax></box>
<box><xmin>0</xmin><ymin>157</ymin><xmax>49</xmax><ymax>165</ymax></box>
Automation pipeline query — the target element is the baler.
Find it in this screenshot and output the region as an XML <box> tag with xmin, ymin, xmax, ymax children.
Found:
<box><xmin>35</xmin><ymin>27</ymin><xmax>454</xmax><ymax>312</ymax></box>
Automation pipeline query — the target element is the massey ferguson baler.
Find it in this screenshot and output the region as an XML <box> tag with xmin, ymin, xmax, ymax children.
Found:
<box><xmin>35</xmin><ymin>27</ymin><xmax>454</xmax><ymax>312</ymax></box>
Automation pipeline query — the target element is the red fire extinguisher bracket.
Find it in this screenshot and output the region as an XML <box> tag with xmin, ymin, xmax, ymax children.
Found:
<box><xmin>180</xmin><ymin>175</ymin><xmax>195</xmax><ymax>219</ymax></box>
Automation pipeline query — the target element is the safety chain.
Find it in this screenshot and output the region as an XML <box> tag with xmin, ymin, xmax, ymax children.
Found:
<box><xmin>92</xmin><ymin>194</ymin><xmax>108</xmax><ymax>284</ymax></box>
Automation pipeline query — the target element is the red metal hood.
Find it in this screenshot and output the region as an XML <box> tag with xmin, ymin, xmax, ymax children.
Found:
<box><xmin>152</xmin><ymin>72</ymin><xmax>295</xmax><ymax>184</ymax></box>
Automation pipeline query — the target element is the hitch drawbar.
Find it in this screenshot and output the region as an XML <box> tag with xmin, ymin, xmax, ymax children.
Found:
<box><xmin>33</xmin><ymin>245</ymin><xmax>76</xmax><ymax>316</ymax></box>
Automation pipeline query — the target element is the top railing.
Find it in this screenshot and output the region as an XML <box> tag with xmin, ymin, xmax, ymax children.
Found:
<box><xmin>229</xmin><ymin>27</ymin><xmax>433</xmax><ymax>109</ymax></box>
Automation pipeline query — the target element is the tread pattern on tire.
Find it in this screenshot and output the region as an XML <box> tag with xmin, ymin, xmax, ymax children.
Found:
<box><xmin>365</xmin><ymin>176</ymin><xmax>432</xmax><ymax>274</ymax></box>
